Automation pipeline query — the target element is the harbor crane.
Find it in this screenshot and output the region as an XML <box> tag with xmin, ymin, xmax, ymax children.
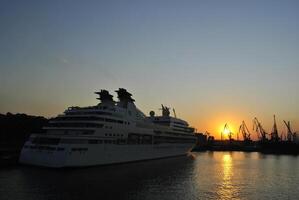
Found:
<box><xmin>239</xmin><ymin>121</ymin><xmax>251</xmax><ymax>142</ymax></box>
<box><xmin>271</xmin><ymin>115</ymin><xmax>280</xmax><ymax>142</ymax></box>
<box><xmin>253</xmin><ymin>117</ymin><xmax>268</xmax><ymax>142</ymax></box>
<box><xmin>283</xmin><ymin>120</ymin><xmax>296</xmax><ymax>142</ymax></box>
<box><xmin>221</xmin><ymin>123</ymin><xmax>233</xmax><ymax>141</ymax></box>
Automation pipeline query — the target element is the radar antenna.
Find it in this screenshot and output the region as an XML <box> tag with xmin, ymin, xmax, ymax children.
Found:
<box><xmin>160</xmin><ymin>104</ymin><xmax>170</xmax><ymax>117</ymax></box>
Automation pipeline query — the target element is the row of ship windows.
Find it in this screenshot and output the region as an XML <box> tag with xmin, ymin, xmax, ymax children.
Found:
<box><xmin>26</xmin><ymin>138</ymin><xmax>129</xmax><ymax>150</ymax></box>
<box><xmin>83</xmin><ymin>139</ymin><xmax>127</xmax><ymax>144</ymax></box>
<box><xmin>30</xmin><ymin>135</ymin><xmax>195</xmax><ymax>146</ymax></box>
<box><xmin>154</xmin><ymin>130</ymin><xmax>194</xmax><ymax>137</ymax></box>
<box><xmin>67</xmin><ymin>106</ymin><xmax>122</xmax><ymax>112</ymax></box>
<box><xmin>153</xmin><ymin>121</ymin><xmax>170</xmax><ymax>126</ymax></box>
<box><xmin>165</xmin><ymin>131</ymin><xmax>194</xmax><ymax>136</ymax></box>
<box><xmin>172</xmin><ymin>128</ymin><xmax>194</xmax><ymax>133</ymax></box>
<box><xmin>47</xmin><ymin>124</ymin><xmax>125</xmax><ymax>129</ymax></box>
<box><xmin>47</xmin><ymin>123</ymin><xmax>104</xmax><ymax>128</ymax></box>
<box><xmin>173</xmin><ymin>121</ymin><xmax>187</xmax><ymax>126</ymax></box>
<box><xmin>153</xmin><ymin>123</ymin><xmax>193</xmax><ymax>133</ymax></box>
<box><xmin>48</xmin><ymin>131</ymin><xmax>123</xmax><ymax>137</ymax></box>
<box><xmin>47</xmin><ymin>130</ymin><xmax>95</xmax><ymax>135</ymax></box>
<box><xmin>173</xmin><ymin>125</ymin><xmax>194</xmax><ymax>131</ymax></box>
<box><xmin>153</xmin><ymin>120</ymin><xmax>186</xmax><ymax>126</ymax></box>
<box><xmin>48</xmin><ymin>121</ymin><xmax>130</xmax><ymax>128</ymax></box>
<box><xmin>24</xmin><ymin>145</ymin><xmax>65</xmax><ymax>151</ymax></box>
<box><xmin>24</xmin><ymin>145</ymin><xmax>88</xmax><ymax>152</ymax></box>
<box><xmin>31</xmin><ymin>137</ymin><xmax>128</xmax><ymax>145</ymax></box>
<box><xmin>128</xmin><ymin>134</ymin><xmax>195</xmax><ymax>144</ymax></box>
<box><xmin>56</xmin><ymin>116</ymin><xmax>130</xmax><ymax>125</ymax></box>
<box><xmin>154</xmin><ymin>136</ymin><xmax>196</xmax><ymax>144</ymax></box>
<box><xmin>105</xmin><ymin>133</ymin><xmax>124</xmax><ymax>137</ymax></box>
<box><xmin>66</xmin><ymin>111</ymin><xmax>113</xmax><ymax>116</ymax></box>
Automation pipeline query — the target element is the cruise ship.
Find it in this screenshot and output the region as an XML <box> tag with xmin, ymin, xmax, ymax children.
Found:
<box><xmin>19</xmin><ymin>89</ymin><xmax>196</xmax><ymax>168</ymax></box>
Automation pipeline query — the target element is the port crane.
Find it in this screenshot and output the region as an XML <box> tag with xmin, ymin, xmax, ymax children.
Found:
<box><xmin>283</xmin><ymin>120</ymin><xmax>296</xmax><ymax>142</ymax></box>
<box><xmin>221</xmin><ymin>123</ymin><xmax>233</xmax><ymax>141</ymax></box>
<box><xmin>239</xmin><ymin>121</ymin><xmax>251</xmax><ymax>142</ymax></box>
<box><xmin>253</xmin><ymin>117</ymin><xmax>268</xmax><ymax>142</ymax></box>
<box><xmin>271</xmin><ymin>115</ymin><xmax>280</xmax><ymax>142</ymax></box>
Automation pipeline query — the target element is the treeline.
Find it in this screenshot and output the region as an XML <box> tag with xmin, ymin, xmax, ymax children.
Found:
<box><xmin>0</xmin><ymin>113</ymin><xmax>49</xmax><ymax>150</ymax></box>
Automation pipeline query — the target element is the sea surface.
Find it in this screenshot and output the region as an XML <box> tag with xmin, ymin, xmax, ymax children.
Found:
<box><xmin>1</xmin><ymin>152</ymin><xmax>299</xmax><ymax>200</ymax></box>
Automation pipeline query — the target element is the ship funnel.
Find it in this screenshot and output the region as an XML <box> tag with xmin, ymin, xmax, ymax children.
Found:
<box><xmin>95</xmin><ymin>90</ymin><xmax>115</xmax><ymax>106</ymax></box>
<box><xmin>115</xmin><ymin>88</ymin><xmax>135</xmax><ymax>108</ymax></box>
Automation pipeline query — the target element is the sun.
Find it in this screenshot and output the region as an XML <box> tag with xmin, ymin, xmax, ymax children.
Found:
<box><xmin>223</xmin><ymin>127</ymin><xmax>230</xmax><ymax>135</ymax></box>
<box><xmin>217</xmin><ymin>123</ymin><xmax>236</xmax><ymax>139</ymax></box>
<box><xmin>220</xmin><ymin>123</ymin><xmax>231</xmax><ymax>135</ymax></box>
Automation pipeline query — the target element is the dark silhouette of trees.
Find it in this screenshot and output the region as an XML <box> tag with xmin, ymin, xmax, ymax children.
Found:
<box><xmin>0</xmin><ymin>113</ymin><xmax>48</xmax><ymax>150</ymax></box>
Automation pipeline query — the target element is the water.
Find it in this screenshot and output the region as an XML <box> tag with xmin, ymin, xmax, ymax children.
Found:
<box><xmin>1</xmin><ymin>152</ymin><xmax>299</xmax><ymax>200</ymax></box>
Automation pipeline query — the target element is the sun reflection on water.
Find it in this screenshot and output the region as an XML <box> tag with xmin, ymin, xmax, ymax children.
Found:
<box><xmin>217</xmin><ymin>153</ymin><xmax>240</xmax><ymax>200</ymax></box>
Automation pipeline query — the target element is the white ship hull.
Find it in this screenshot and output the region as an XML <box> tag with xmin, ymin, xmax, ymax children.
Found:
<box><xmin>19</xmin><ymin>143</ymin><xmax>193</xmax><ymax>168</ymax></box>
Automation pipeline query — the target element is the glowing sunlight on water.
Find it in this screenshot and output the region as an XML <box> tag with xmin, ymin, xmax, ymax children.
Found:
<box><xmin>217</xmin><ymin>154</ymin><xmax>239</xmax><ymax>200</ymax></box>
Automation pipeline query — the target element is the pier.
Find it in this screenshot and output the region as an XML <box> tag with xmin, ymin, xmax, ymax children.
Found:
<box><xmin>193</xmin><ymin>133</ymin><xmax>299</xmax><ymax>155</ymax></box>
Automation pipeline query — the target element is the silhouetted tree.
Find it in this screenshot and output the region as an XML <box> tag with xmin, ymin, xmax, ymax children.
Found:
<box><xmin>0</xmin><ymin>113</ymin><xmax>48</xmax><ymax>150</ymax></box>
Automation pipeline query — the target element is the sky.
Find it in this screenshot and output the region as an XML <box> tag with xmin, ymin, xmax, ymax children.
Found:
<box><xmin>1</xmin><ymin>0</ymin><xmax>299</xmax><ymax>139</ymax></box>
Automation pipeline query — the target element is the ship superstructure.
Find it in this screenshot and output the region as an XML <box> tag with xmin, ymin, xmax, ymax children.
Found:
<box><xmin>19</xmin><ymin>89</ymin><xmax>196</xmax><ymax>168</ymax></box>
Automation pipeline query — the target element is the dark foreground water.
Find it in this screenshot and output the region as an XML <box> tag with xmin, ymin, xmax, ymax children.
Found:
<box><xmin>1</xmin><ymin>152</ymin><xmax>299</xmax><ymax>200</ymax></box>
